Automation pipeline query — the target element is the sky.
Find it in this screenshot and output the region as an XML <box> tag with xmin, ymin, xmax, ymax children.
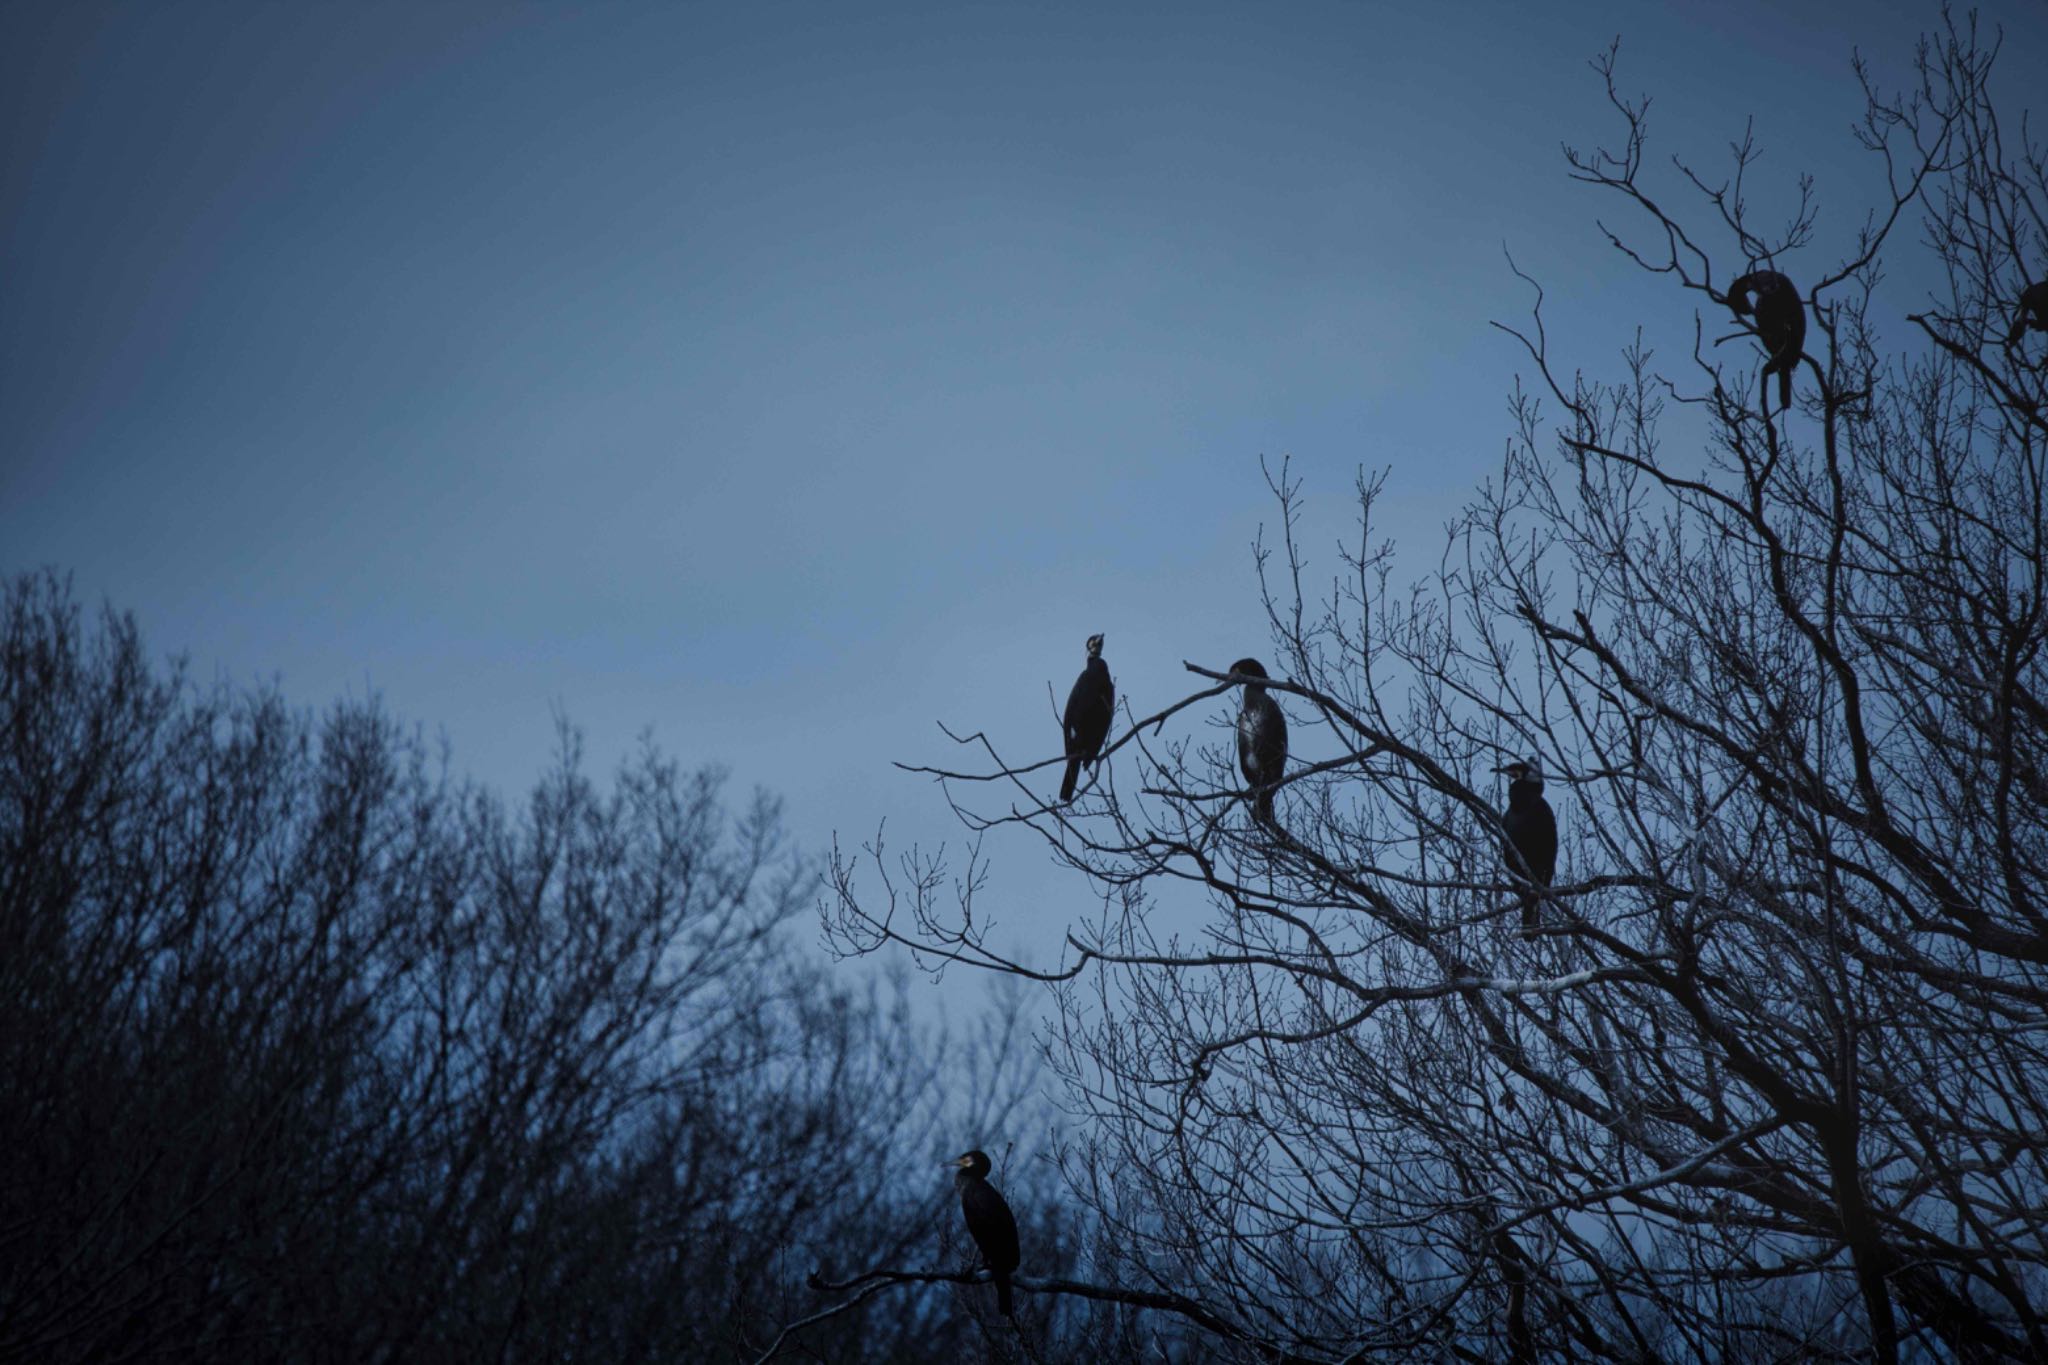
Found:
<box><xmin>5</xmin><ymin>0</ymin><xmax>2045</xmax><ymax>990</ymax></box>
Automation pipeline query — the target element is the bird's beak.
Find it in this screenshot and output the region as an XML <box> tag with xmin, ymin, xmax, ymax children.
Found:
<box><xmin>943</xmin><ymin>1156</ymin><xmax>968</xmax><ymax>1168</ymax></box>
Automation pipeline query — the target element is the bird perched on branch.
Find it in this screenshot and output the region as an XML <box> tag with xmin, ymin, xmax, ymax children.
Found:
<box><xmin>1232</xmin><ymin>658</ymin><xmax>1287</xmax><ymax>825</ymax></box>
<box><xmin>1727</xmin><ymin>270</ymin><xmax>1806</xmax><ymax>413</ymax></box>
<box><xmin>949</xmin><ymin>1150</ymin><xmax>1020</xmax><ymax>1317</ymax></box>
<box><xmin>1496</xmin><ymin>757</ymin><xmax>1557</xmax><ymax>937</ymax></box>
<box><xmin>2006</xmin><ymin>281</ymin><xmax>2048</xmax><ymax>352</ymax></box>
<box><xmin>1059</xmin><ymin>633</ymin><xmax>1114</xmax><ymax>803</ymax></box>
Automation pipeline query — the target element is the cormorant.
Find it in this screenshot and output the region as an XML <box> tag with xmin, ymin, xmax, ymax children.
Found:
<box><xmin>1496</xmin><ymin>758</ymin><xmax>1557</xmax><ymax>937</ymax></box>
<box><xmin>2006</xmin><ymin>281</ymin><xmax>2048</xmax><ymax>349</ymax></box>
<box><xmin>949</xmin><ymin>1150</ymin><xmax>1020</xmax><ymax>1316</ymax></box>
<box><xmin>1728</xmin><ymin>270</ymin><xmax>1806</xmax><ymax>412</ymax></box>
<box><xmin>1060</xmin><ymin>633</ymin><xmax>1114</xmax><ymax>803</ymax></box>
<box><xmin>1232</xmin><ymin>658</ymin><xmax>1287</xmax><ymax>825</ymax></box>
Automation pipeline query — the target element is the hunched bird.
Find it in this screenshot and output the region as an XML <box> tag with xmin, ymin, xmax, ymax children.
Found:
<box><xmin>1728</xmin><ymin>270</ymin><xmax>1807</xmax><ymax>413</ymax></box>
<box><xmin>949</xmin><ymin>1149</ymin><xmax>1020</xmax><ymax>1317</ymax></box>
<box><xmin>1496</xmin><ymin>757</ymin><xmax>1557</xmax><ymax>937</ymax></box>
<box><xmin>1060</xmin><ymin>634</ymin><xmax>1114</xmax><ymax>803</ymax></box>
<box><xmin>1232</xmin><ymin>658</ymin><xmax>1287</xmax><ymax>825</ymax></box>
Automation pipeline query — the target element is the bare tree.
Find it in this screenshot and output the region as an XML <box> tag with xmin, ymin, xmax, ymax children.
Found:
<box><xmin>0</xmin><ymin>570</ymin><xmax>1092</xmax><ymax>1364</ymax></box>
<box><xmin>826</xmin><ymin>14</ymin><xmax>2047</xmax><ymax>1361</ymax></box>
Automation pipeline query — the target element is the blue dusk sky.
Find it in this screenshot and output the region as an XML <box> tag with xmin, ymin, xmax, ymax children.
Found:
<box><xmin>4</xmin><ymin>2</ymin><xmax>2044</xmax><ymax>974</ymax></box>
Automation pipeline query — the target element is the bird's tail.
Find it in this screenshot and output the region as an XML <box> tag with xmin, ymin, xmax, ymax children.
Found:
<box><xmin>1254</xmin><ymin>788</ymin><xmax>1274</xmax><ymax>825</ymax></box>
<box><xmin>995</xmin><ymin>1271</ymin><xmax>1013</xmax><ymax>1317</ymax></box>
<box><xmin>1060</xmin><ymin>756</ymin><xmax>1082</xmax><ymax>803</ymax></box>
<box><xmin>1519</xmin><ymin>892</ymin><xmax>1540</xmax><ymax>939</ymax></box>
<box><xmin>1778</xmin><ymin>363</ymin><xmax>1793</xmax><ymax>410</ymax></box>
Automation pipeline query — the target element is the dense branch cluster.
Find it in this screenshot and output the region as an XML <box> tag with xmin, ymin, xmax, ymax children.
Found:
<box><xmin>0</xmin><ymin>571</ymin><xmax>1085</xmax><ymax>1363</ymax></box>
<box><xmin>826</xmin><ymin>18</ymin><xmax>2047</xmax><ymax>1362</ymax></box>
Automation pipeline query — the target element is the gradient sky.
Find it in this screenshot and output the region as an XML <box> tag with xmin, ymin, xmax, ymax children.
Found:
<box><xmin>5</xmin><ymin>1</ymin><xmax>2044</xmax><ymax>977</ymax></box>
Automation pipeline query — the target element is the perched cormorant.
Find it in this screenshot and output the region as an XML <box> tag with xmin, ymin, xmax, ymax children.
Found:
<box><xmin>1496</xmin><ymin>758</ymin><xmax>1557</xmax><ymax>937</ymax></box>
<box><xmin>1728</xmin><ymin>270</ymin><xmax>1806</xmax><ymax>412</ymax></box>
<box><xmin>949</xmin><ymin>1150</ymin><xmax>1020</xmax><ymax>1316</ymax></box>
<box><xmin>2006</xmin><ymin>281</ymin><xmax>2048</xmax><ymax>348</ymax></box>
<box><xmin>1232</xmin><ymin>658</ymin><xmax>1287</xmax><ymax>825</ymax></box>
<box><xmin>1060</xmin><ymin>634</ymin><xmax>1114</xmax><ymax>803</ymax></box>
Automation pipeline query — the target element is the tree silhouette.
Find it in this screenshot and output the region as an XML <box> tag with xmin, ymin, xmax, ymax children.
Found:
<box><xmin>826</xmin><ymin>16</ymin><xmax>2048</xmax><ymax>1361</ymax></box>
<box><xmin>0</xmin><ymin>570</ymin><xmax>1119</xmax><ymax>1364</ymax></box>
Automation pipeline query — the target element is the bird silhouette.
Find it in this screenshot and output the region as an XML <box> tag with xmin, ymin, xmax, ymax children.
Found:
<box><xmin>1059</xmin><ymin>634</ymin><xmax>1114</xmax><ymax>803</ymax></box>
<box><xmin>1232</xmin><ymin>658</ymin><xmax>1287</xmax><ymax>825</ymax></box>
<box><xmin>1728</xmin><ymin>270</ymin><xmax>1806</xmax><ymax>412</ymax></box>
<box><xmin>1496</xmin><ymin>758</ymin><xmax>1557</xmax><ymax>937</ymax></box>
<box><xmin>2006</xmin><ymin>281</ymin><xmax>2048</xmax><ymax>350</ymax></box>
<box><xmin>949</xmin><ymin>1150</ymin><xmax>1020</xmax><ymax>1317</ymax></box>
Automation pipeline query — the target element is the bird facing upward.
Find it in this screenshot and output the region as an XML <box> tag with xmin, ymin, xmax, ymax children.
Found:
<box><xmin>1728</xmin><ymin>270</ymin><xmax>1806</xmax><ymax>412</ymax></box>
<box><xmin>1232</xmin><ymin>658</ymin><xmax>1287</xmax><ymax>825</ymax></box>
<box><xmin>1496</xmin><ymin>758</ymin><xmax>1557</xmax><ymax>937</ymax></box>
<box><xmin>1060</xmin><ymin>634</ymin><xmax>1114</xmax><ymax>803</ymax></box>
<box><xmin>949</xmin><ymin>1150</ymin><xmax>1020</xmax><ymax>1317</ymax></box>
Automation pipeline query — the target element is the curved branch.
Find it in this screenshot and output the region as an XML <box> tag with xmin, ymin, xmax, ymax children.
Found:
<box><xmin>801</xmin><ymin>1265</ymin><xmax>1323</xmax><ymax>1362</ymax></box>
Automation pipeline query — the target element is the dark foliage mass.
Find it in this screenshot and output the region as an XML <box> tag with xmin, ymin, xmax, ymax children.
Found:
<box><xmin>0</xmin><ymin>571</ymin><xmax>1173</xmax><ymax>1364</ymax></box>
<box><xmin>828</xmin><ymin>16</ymin><xmax>2048</xmax><ymax>1363</ymax></box>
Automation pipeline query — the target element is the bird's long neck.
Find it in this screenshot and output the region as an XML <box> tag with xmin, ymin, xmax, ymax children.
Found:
<box><xmin>1509</xmin><ymin>779</ymin><xmax>1543</xmax><ymax>807</ymax></box>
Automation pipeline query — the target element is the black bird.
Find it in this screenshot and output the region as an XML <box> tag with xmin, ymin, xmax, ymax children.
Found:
<box><xmin>1496</xmin><ymin>757</ymin><xmax>1557</xmax><ymax>937</ymax></box>
<box><xmin>1060</xmin><ymin>633</ymin><xmax>1114</xmax><ymax>803</ymax></box>
<box><xmin>1232</xmin><ymin>658</ymin><xmax>1287</xmax><ymax>825</ymax></box>
<box><xmin>949</xmin><ymin>1150</ymin><xmax>1020</xmax><ymax>1316</ymax></box>
<box><xmin>2006</xmin><ymin>281</ymin><xmax>2048</xmax><ymax>349</ymax></box>
<box><xmin>1728</xmin><ymin>270</ymin><xmax>1806</xmax><ymax>413</ymax></box>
